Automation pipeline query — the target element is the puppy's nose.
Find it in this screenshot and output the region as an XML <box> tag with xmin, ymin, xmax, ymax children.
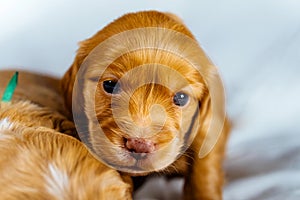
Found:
<box><xmin>125</xmin><ymin>138</ymin><xmax>155</xmax><ymax>153</ymax></box>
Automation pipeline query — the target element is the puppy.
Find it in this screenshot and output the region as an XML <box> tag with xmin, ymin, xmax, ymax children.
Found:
<box><xmin>0</xmin><ymin>71</ymin><xmax>132</xmax><ymax>200</ymax></box>
<box><xmin>61</xmin><ymin>11</ymin><xmax>230</xmax><ymax>200</ymax></box>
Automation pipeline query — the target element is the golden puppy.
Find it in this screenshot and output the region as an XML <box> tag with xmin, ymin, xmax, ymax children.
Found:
<box><xmin>61</xmin><ymin>11</ymin><xmax>230</xmax><ymax>199</ymax></box>
<box><xmin>0</xmin><ymin>71</ymin><xmax>132</xmax><ymax>200</ymax></box>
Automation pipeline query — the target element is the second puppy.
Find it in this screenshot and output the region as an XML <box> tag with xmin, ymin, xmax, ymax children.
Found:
<box><xmin>0</xmin><ymin>71</ymin><xmax>132</xmax><ymax>200</ymax></box>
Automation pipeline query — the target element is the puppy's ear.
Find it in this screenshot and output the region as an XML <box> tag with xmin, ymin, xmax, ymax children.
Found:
<box><xmin>61</xmin><ymin>57</ymin><xmax>80</xmax><ymax>113</ymax></box>
<box><xmin>197</xmin><ymin>92</ymin><xmax>212</xmax><ymax>144</ymax></box>
<box><xmin>193</xmin><ymin>65</ymin><xmax>230</xmax><ymax>158</ymax></box>
<box><xmin>60</xmin><ymin>40</ymin><xmax>94</xmax><ymax>113</ymax></box>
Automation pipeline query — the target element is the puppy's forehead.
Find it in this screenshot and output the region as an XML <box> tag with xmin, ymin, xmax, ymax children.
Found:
<box><xmin>102</xmin><ymin>50</ymin><xmax>206</xmax><ymax>95</ymax></box>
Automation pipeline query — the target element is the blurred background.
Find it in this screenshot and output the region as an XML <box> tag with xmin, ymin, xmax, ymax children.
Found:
<box><xmin>1</xmin><ymin>0</ymin><xmax>300</xmax><ymax>199</ymax></box>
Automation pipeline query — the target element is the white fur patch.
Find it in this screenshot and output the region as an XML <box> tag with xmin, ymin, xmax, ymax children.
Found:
<box><xmin>45</xmin><ymin>163</ymin><xmax>69</xmax><ymax>199</ymax></box>
<box><xmin>0</xmin><ymin>118</ymin><xmax>13</xmax><ymax>131</ymax></box>
<box><xmin>0</xmin><ymin>118</ymin><xmax>14</xmax><ymax>140</ymax></box>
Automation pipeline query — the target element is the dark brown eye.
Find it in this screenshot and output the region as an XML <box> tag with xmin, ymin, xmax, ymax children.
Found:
<box><xmin>173</xmin><ymin>92</ymin><xmax>189</xmax><ymax>106</ymax></box>
<box><xmin>103</xmin><ymin>80</ymin><xmax>120</xmax><ymax>94</ymax></box>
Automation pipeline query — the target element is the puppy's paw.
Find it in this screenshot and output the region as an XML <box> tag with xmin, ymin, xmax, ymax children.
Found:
<box><xmin>49</xmin><ymin>113</ymin><xmax>78</xmax><ymax>138</ymax></box>
<box><xmin>58</xmin><ymin>120</ymin><xmax>78</xmax><ymax>138</ymax></box>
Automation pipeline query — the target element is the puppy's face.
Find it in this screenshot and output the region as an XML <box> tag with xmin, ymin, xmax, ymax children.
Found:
<box><xmin>81</xmin><ymin>50</ymin><xmax>207</xmax><ymax>174</ymax></box>
<box><xmin>64</xmin><ymin>12</ymin><xmax>222</xmax><ymax>175</ymax></box>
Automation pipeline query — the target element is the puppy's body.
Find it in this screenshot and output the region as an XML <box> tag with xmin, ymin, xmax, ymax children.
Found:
<box><xmin>62</xmin><ymin>11</ymin><xmax>230</xmax><ymax>199</ymax></box>
<box><xmin>0</xmin><ymin>71</ymin><xmax>132</xmax><ymax>200</ymax></box>
<box><xmin>0</xmin><ymin>70</ymin><xmax>69</xmax><ymax>117</ymax></box>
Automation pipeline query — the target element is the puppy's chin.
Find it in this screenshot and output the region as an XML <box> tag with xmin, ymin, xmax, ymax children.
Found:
<box><xmin>109</xmin><ymin>150</ymin><xmax>180</xmax><ymax>175</ymax></box>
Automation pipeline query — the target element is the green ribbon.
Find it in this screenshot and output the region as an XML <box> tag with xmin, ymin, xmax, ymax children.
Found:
<box><xmin>1</xmin><ymin>72</ymin><xmax>18</xmax><ymax>102</ymax></box>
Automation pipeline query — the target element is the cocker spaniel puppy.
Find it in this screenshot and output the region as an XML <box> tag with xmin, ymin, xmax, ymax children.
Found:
<box><xmin>61</xmin><ymin>11</ymin><xmax>230</xmax><ymax>200</ymax></box>
<box><xmin>0</xmin><ymin>71</ymin><xmax>132</xmax><ymax>200</ymax></box>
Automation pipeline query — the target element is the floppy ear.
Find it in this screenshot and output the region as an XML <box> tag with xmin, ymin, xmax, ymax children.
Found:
<box><xmin>195</xmin><ymin>90</ymin><xmax>231</xmax><ymax>158</ymax></box>
<box><xmin>60</xmin><ymin>38</ymin><xmax>97</xmax><ymax>113</ymax></box>
<box><xmin>61</xmin><ymin>56</ymin><xmax>82</xmax><ymax>113</ymax></box>
<box><xmin>191</xmin><ymin>63</ymin><xmax>231</xmax><ymax>157</ymax></box>
<box><xmin>198</xmin><ymin>92</ymin><xmax>211</xmax><ymax>136</ymax></box>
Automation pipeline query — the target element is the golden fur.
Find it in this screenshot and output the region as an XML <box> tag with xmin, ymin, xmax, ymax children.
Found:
<box><xmin>61</xmin><ymin>11</ymin><xmax>230</xmax><ymax>199</ymax></box>
<box><xmin>0</xmin><ymin>71</ymin><xmax>132</xmax><ymax>200</ymax></box>
<box><xmin>0</xmin><ymin>70</ymin><xmax>75</xmax><ymax>135</ymax></box>
<box><xmin>0</xmin><ymin>71</ymin><xmax>70</xmax><ymax>118</ymax></box>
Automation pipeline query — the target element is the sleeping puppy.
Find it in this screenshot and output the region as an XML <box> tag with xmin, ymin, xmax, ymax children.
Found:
<box><xmin>61</xmin><ymin>11</ymin><xmax>230</xmax><ymax>199</ymax></box>
<box><xmin>0</xmin><ymin>71</ymin><xmax>132</xmax><ymax>200</ymax></box>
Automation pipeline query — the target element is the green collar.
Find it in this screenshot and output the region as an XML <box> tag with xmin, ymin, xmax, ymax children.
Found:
<box><xmin>1</xmin><ymin>72</ymin><xmax>18</xmax><ymax>102</ymax></box>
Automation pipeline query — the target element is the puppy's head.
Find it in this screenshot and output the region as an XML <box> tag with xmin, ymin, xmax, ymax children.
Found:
<box><xmin>62</xmin><ymin>11</ymin><xmax>225</xmax><ymax>175</ymax></box>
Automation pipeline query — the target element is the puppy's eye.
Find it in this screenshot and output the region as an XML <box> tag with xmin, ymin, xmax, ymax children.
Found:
<box><xmin>173</xmin><ymin>92</ymin><xmax>189</xmax><ymax>107</ymax></box>
<box><xmin>103</xmin><ymin>80</ymin><xmax>120</xmax><ymax>94</ymax></box>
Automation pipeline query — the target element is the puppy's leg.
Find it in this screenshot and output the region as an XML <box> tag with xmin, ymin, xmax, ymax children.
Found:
<box><xmin>184</xmin><ymin>149</ymin><xmax>223</xmax><ymax>199</ymax></box>
<box><xmin>184</xmin><ymin>121</ymin><xmax>230</xmax><ymax>200</ymax></box>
